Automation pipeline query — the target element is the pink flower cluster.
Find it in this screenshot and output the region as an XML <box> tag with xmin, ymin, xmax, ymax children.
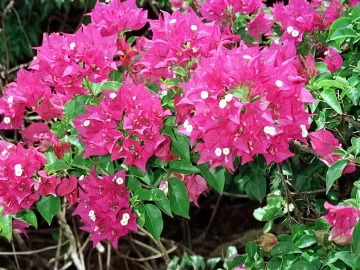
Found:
<box><xmin>198</xmin><ymin>0</ymin><xmax>264</xmax><ymax>22</ymax></box>
<box><xmin>73</xmin><ymin>168</ymin><xmax>136</xmax><ymax>248</ymax></box>
<box><xmin>135</xmin><ymin>9</ymin><xmax>232</xmax><ymax>81</ymax></box>
<box><xmin>175</xmin><ymin>41</ymin><xmax>315</xmax><ymax>171</ymax></box>
<box><xmin>0</xmin><ymin>0</ymin><xmax>147</xmax><ymax>129</ymax></box>
<box><xmin>323</xmin><ymin>202</ymin><xmax>360</xmax><ymax>246</ymax></box>
<box><xmin>272</xmin><ymin>0</ymin><xmax>344</xmax><ymax>45</ymax></box>
<box><xmin>0</xmin><ymin>141</ymin><xmax>46</xmax><ymax>215</ymax></box>
<box><xmin>73</xmin><ymin>77</ymin><xmax>173</xmax><ymax>172</ymax></box>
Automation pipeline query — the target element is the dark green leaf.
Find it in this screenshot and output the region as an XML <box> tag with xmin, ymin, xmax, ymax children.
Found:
<box><xmin>353</xmin><ymin>220</ymin><xmax>360</xmax><ymax>257</ymax></box>
<box><xmin>328</xmin><ymin>28</ymin><xmax>358</xmax><ymax>41</ymax></box>
<box><xmin>64</xmin><ymin>95</ymin><xmax>88</xmax><ymax>124</ymax></box>
<box><xmin>152</xmin><ymin>189</ymin><xmax>173</xmax><ymax>217</ymax></box>
<box><xmin>144</xmin><ymin>204</ymin><xmax>163</xmax><ymax>240</ymax></box>
<box><xmin>295</xmin><ymin>234</ymin><xmax>317</xmax><ymax>249</ymax></box>
<box><xmin>289</xmin><ymin>262</ymin><xmax>317</xmax><ymax>270</ymax></box>
<box><xmin>36</xmin><ymin>196</ymin><xmax>61</xmax><ymax>225</ymax></box>
<box><xmin>168</xmin><ymin>177</ymin><xmax>190</xmax><ymax>218</ymax></box>
<box><xmin>245</xmin><ymin>241</ymin><xmax>258</xmax><ymax>257</ymax></box>
<box><xmin>326</xmin><ymin>159</ymin><xmax>348</xmax><ymax>194</ymax></box>
<box><xmin>271</xmin><ymin>242</ymin><xmax>301</xmax><ymax>256</ymax></box>
<box><xmin>320</xmin><ymin>88</ymin><xmax>342</xmax><ymax>114</ymax></box>
<box><xmin>198</xmin><ymin>164</ymin><xmax>225</xmax><ymax>194</ymax></box>
<box><xmin>14</xmin><ymin>210</ymin><xmax>38</xmax><ymax>229</ymax></box>
<box><xmin>335</xmin><ymin>251</ymin><xmax>355</xmax><ymax>268</ymax></box>
<box><xmin>168</xmin><ymin>160</ymin><xmax>200</xmax><ymax>174</ymax></box>
<box><xmin>247</xmin><ymin>175</ymin><xmax>266</xmax><ymax>203</ymax></box>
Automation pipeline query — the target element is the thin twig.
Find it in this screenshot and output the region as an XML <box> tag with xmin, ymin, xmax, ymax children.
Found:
<box><xmin>106</xmin><ymin>242</ymin><xmax>111</xmax><ymax>270</ymax></box>
<box><xmin>11</xmin><ymin>241</ymin><xmax>20</xmax><ymax>270</ymax></box>
<box><xmin>54</xmin><ymin>222</ymin><xmax>63</xmax><ymax>270</ymax></box>
<box><xmin>11</xmin><ymin>7</ymin><xmax>33</xmax><ymax>57</ymax></box>
<box><xmin>57</xmin><ymin>212</ymin><xmax>85</xmax><ymax>270</ymax></box>
<box><xmin>0</xmin><ymin>241</ymin><xmax>69</xmax><ymax>255</ymax></box>
<box><xmin>1</xmin><ymin>0</ymin><xmax>15</xmax><ymax>81</ymax></box>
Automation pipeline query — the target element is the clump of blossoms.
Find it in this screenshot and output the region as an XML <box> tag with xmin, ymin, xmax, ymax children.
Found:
<box><xmin>0</xmin><ymin>141</ymin><xmax>46</xmax><ymax>215</ymax></box>
<box><xmin>73</xmin><ymin>168</ymin><xmax>137</xmax><ymax>248</ymax></box>
<box><xmin>175</xmin><ymin>41</ymin><xmax>315</xmax><ymax>171</ymax></box>
<box><xmin>322</xmin><ymin>202</ymin><xmax>360</xmax><ymax>246</ymax></box>
<box><xmin>73</xmin><ymin>76</ymin><xmax>173</xmax><ymax>172</ymax></box>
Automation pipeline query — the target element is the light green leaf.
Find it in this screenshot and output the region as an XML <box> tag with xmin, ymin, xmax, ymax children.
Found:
<box><xmin>198</xmin><ymin>164</ymin><xmax>225</xmax><ymax>194</ymax></box>
<box><xmin>328</xmin><ymin>28</ymin><xmax>358</xmax><ymax>41</ymax></box>
<box><xmin>271</xmin><ymin>242</ymin><xmax>301</xmax><ymax>256</ymax></box>
<box><xmin>14</xmin><ymin>209</ymin><xmax>38</xmax><ymax>229</ymax></box>
<box><xmin>168</xmin><ymin>160</ymin><xmax>200</xmax><ymax>174</ymax></box>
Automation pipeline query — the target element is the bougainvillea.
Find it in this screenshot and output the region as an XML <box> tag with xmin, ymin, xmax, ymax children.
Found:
<box><xmin>1</xmin><ymin>1</ymin><xmax>360</xmax><ymax>267</ymax></box>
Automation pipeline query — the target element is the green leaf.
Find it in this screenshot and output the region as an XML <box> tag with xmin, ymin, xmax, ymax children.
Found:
<box><xmin>353</xmin><ymin>220</ymin><xmax>360</xmax><ymax>257</ymax></box>
<box><xmin>64</xmin><ymin>95</ymin><xmax>89</xmax><ymax>124</ymax></box>
<box><xmin>152</xmin><ymin>189</ymin><xmax>173</xmax><ymax>217</ymax></box>
<box><xmin>93</xmin><ymin>155</ymin><xmax>114</xmax><ymax>175</ymax></box>
<box><xmin>271</xmin><ymin>242</ymin><xmax>301</xmax><ymax>256</ymax></box>
<box><xmin>168</xmin><ymin>177</ymin><xmax>190</xmax><ymax>218</ymax></box>
<box><xmin>352</xmin><ymin>3</ymin><xmax>360</xmax><ymax>22</ymax></box>
<box><xmin>168</xmin><ymin>160</ymin><xmax>200</xmax><ymax>174</ymax></box>
<box><xmin>36</xmin><ymin>196</ymin><xmax>61</xmax><ymax>225</ymax></box>
<box><xmin>326</xmin><ymin>159</ymin><xmax>348</xmax><ymax>194</ymax></box>
<box><xmin>320</xmin><ymin>88</ymin><xmax>342</xmax><ymax>114</ymax></box>
<box><xmin>144</xmin><ymin>204</ymin><xmax>163</xmax><ymax>240</ymax></box>
<box><xmin>246</xmin><ymin>175</ymin><xmax>266</xmax><ymax>203</ymax></box>
<box><xmin>267</xmin><ymin>257</ymin><xmax>282</xmax><ymax>270</ymax></box>
<box><xmin>198</xmin><ymin>164</ymin><xmax>225</xmax><ymax>194</ymax></box>
<box><xmin>329</xmin><ymin>17</ymin><xmax>351</xmax><ymax>37</ymax></box>
<box><xmin>295</xmin><ymin>234</ymin><xmax>317</xmax><ymax>249</ymax></box>
<box><xmin>0</xmin><ymin>213</ymin><xmax>12</xmax><ymax>241</ymax></box>
<box><xmin>317</xmin><ymin>79</ymin><xmax>347</xmax><ymax>90</ymax></box>
<box><xmin>14</xmin><ymin>210</ymin><xmax>38</xmax><ymax>229</ymax></box>
<box><xmin>245</xmin><ymin>241</ymin><xmax>258</xmax><ymax>257</ymax></box>
<box><xmin>346</xmin><ymin>86</ymin><xmax>360</xmax><ymax>105</ymax></box>
<box><xmin>328</xmin><ymin>28</ymin><xmax>358</xmax><ymax>41</ymax></box>
<box><xmin>134</xmin><ymin>204</ymin><xmax>146</xmax><ymax>227</ymax></box>
<box><xmin>335</xmin><ymin>251</ymin><xmax>355</xmax><ymax>268</ymax></box>
<box><xmin>45</xmin><ymin>152</ymin><xmax>72</xmax><ymax>173</ymax></box>
<box><xmin>289</xmin><ymin>262</ymin><xmax>317</xmax><ymax>270</ymax></box>
<box><xmin>170</xmin><ymin>130</ymin><xmax>190</xmax><ymax>161</ymax></box>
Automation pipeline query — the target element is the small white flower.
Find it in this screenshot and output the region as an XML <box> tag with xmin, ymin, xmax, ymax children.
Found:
<box><xmin>33</xmin><ymin>56</ymin><xmax>37</xmax><ymax>60</ymax></box>
<box><xmin>324</xmin><ymin>50</ymin><xmax>329</xmax><ymax>55</ymax></box>
<box><xmin>109</xmin><ymin>92</ymin><xmax>117</xmax><ymax>99</ymax></box>
<box><xmin>286</xmin><ymin>26</ymin><xmax>294</xmax><ymax>34</ymax></box>
<box><xmin>170</xmin><ymin>19</ymin><xmax>177</xmax><ymax>24</ymax></box>
<box><xmin>79</xmin><ymin>175</ymin><xmax>85</xmax><ymax>181</ymax></box>
<box><xmin>192</xmin><ymin>47</ymin><xmax>198</xmax><ymax>53</ymax></box>
<box><xmin>83</xmin><ymin>120</ymin><xmax>90</xmax><ymax>127</ymax></box>
<box><xmin>291</xmin><ymin>30</ymin><xmax>299</xmax><ymax>38</ymax></box>
<box><xmin>1</xmin><ymin>150</ymin><xmax>7</xmax><ymax>156</ymax></box>
<box><xmin>186</xmin><ymin>124</ymin><xmax>193</xmax><ymax>133</ymax></box>
<box><xmin>183</xmin><ymin>119</ymin><xmax>189</xmax><ymax>128</ymax></box>
<box><xmin>190</xmin><ymin>25</ymin><xmax>198</xmax><ymax>31</ymax></box>
<box><xmin>120</xmin><ymin>218</ymin><xmax>129</xmax><ymax>226</ymax></box>
<box><xmin>243</xmin><ymin>55</ymin><xmax>252</xmax><ymax>60</ymax></box>
<box><xmin>122</xmin><ymin>213</ymin><xmax>130</xmax><ymax>220</ymax></box>
<box><xmin>201</xmin><ymin>90</ymin><xmax>209</xmax><ymax>99</ymax></box>
<box><xmin>116</xmin><ymin>177</ymin><xmax>124</xmax><ymax>185</ymax></box>
<box><xmin>222</xmin><ymin>148</ymin><xmax>230</xmax><ymax>156</ymax></box>
<box><xmin>89</xmin><ymin>210</ymin><xmax>96</xmax><ymax>222</ymax></box>
<box><xmin>224</xmin><ymin>94</ymin><xmax>233</xmax><ymax>102</ymax></box>
<box><xmin>3</xmin><ymin>117</ymin><xmax>11</xmax><ymax>124</ymax></box>
<box><xmin>7</xmin><ymin>96</ymin><xmax>13</xmax><ymax>103</ymax></box>
<box><xmin>96</xmin><ymin>243</ymin><xmax>105</xmax><ymax>253</ymax></box>
<box><xmin>263</xmin><ymin>126</ymin><xmax>276</xmax><ymax>136</ymax></box>
<box><xmin>94</xmin><ymin>226</ymin><xmax>99</xmax><ymax>232</ymax></box>
<box><xmin>215</xmin><ymin>147</ymin><xmax>222</xmax><ymax>157</ymax></box>
<box><xmin>14</xmin><ymin>164</ymin><xmax>23</xmax><ymax>177</ymax></box>
<box><xmin>300</xmin><ymin>124</ymin><xmax>308</xmax><ymax>138</ymax></box>
<box><xmin>14</xmin><ymin>164</ymin><xmax>22</xmax><ymax>170</ymax></box>
<box><xmin>219</xmin><ymin>99</ymin><xmax>227</xmax><ymax>109</ymax></box>
<box><xmin>275</xmin><ymin>80</ymin><xmax>283</xmax><ymax>88</ymax></box>
<box><xmin>132</xmin><ymin>96</ymin><xmax>136</xmax><ymax>101</ymax></box>
<box><xmin>69</xmin><ymin>42</ymin><xmax>76</xmax><ymax>50</ymax></box>
<box><xmin>7</xmin><ymin>145</ymin><xmax>13</xmax><ymax>149</ymax></box>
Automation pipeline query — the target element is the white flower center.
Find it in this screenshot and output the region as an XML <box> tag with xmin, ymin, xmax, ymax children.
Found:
<box><xmin>275</xmin><ymin>80</ymin><xmax>283</xmax><ymax>88</ymax></box>
<box><xmin>201</xmin><ymin>91</ymin><xmax>209</xmax><ymax>99</ymax></box>
<box><xmin>3</xmin><ymin>117</ymin><xmax>11</xmax><ymax>124</ymax></box>
<box><xmin>186</xmin><ymin>124</ymin><xmax>193</xmax><ymax>133</ymax></box>
<box><xmin>264</xmin><ymin>126</ymin><xmax>276</xmax><ymax>136</ymax></box>
<box><xmin>69</xmin><ymin>42</ymin><xmax>76</xmax><ymax>50</ymax></box>
<box><xmin>291</xmin><ymin>30</ymin><xmax>299</xmax><ymax>37</ymax></box>
<box><xmin>222</xmin><ymin>148</ymin><xmax>230</xmax><ymax>155</ymax></box>
<box><xmin>79</xmin><ymin>175</ymin><xmax>85</xmax><ymax>181</ymax></box>
<box><xmin>192</xmin><ymin>47</ymin><xmax>198</xmax><ymax>53</ymax></box>
<box><xmin>243</xmin><ymin>55</ymin><xmax>252</xmax><ymax>60</ymax></box>
<box><xmin>300</xmin><ymin>125</ymin><xmax>308</xmax><ymax>138</ymax></box>
<box><xmin>7</xmin><ymin>96</ymin><xmax>13</xmax><ymax>103</ymax></box>
<box><xmin>286</xmin><ymin>26</ymin><xmax>294</xmax><ymax>34</ymax></box>
<box><xmin>219</xmin><ymin>99</ymin><xmax>227</xmax><ymax>109</ymax></box>
<box><xmin>170</xmin><ymin>19</ymin><xmax>177</xmax><ymax>24</ymax></box>
<box><xmin>1</xmin><ymin>150</ymin><xmax>7</xmax><ymax>156</ymax></box>
<box><xmin>183</xmin><ymin>119</ymin><xmax>189</xmax><ymax>128</ymax></box>
<box><xmin>83</xmin><ymin>120</ymin><xmax>90</xmax><ymax>127</ymax></box>
<box><xmin>14</xmin><ymin>164</ymin><xmax>23</xmax><ymax>177</ymax></box>
<box><xmin>109</xmin><ymin>92</ymin><xmax>117</xmax><ymax>99</ymax></box>
<box><xmin>215</xmin><ymin>147</ymin><xmax>222</xmax><ymax>157</ymax></box>
<box><xmin>190</xmin><ymin>25</ymin><xmax>198</xmax><ymax>31</ymax></box>
<box><xmin>116</xmin><ymin>177</ymin><xmax>124</xmax><ymax>185</ymax></box>
<box><xmin>224</xmin><ymin>94</ymin><xmax>233</xmax><ymax>102</ymax></box>
<box><xmin>88</xmin><ymin>210</ymin><xmax>96</xmax><ymax>222</ymax></box>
